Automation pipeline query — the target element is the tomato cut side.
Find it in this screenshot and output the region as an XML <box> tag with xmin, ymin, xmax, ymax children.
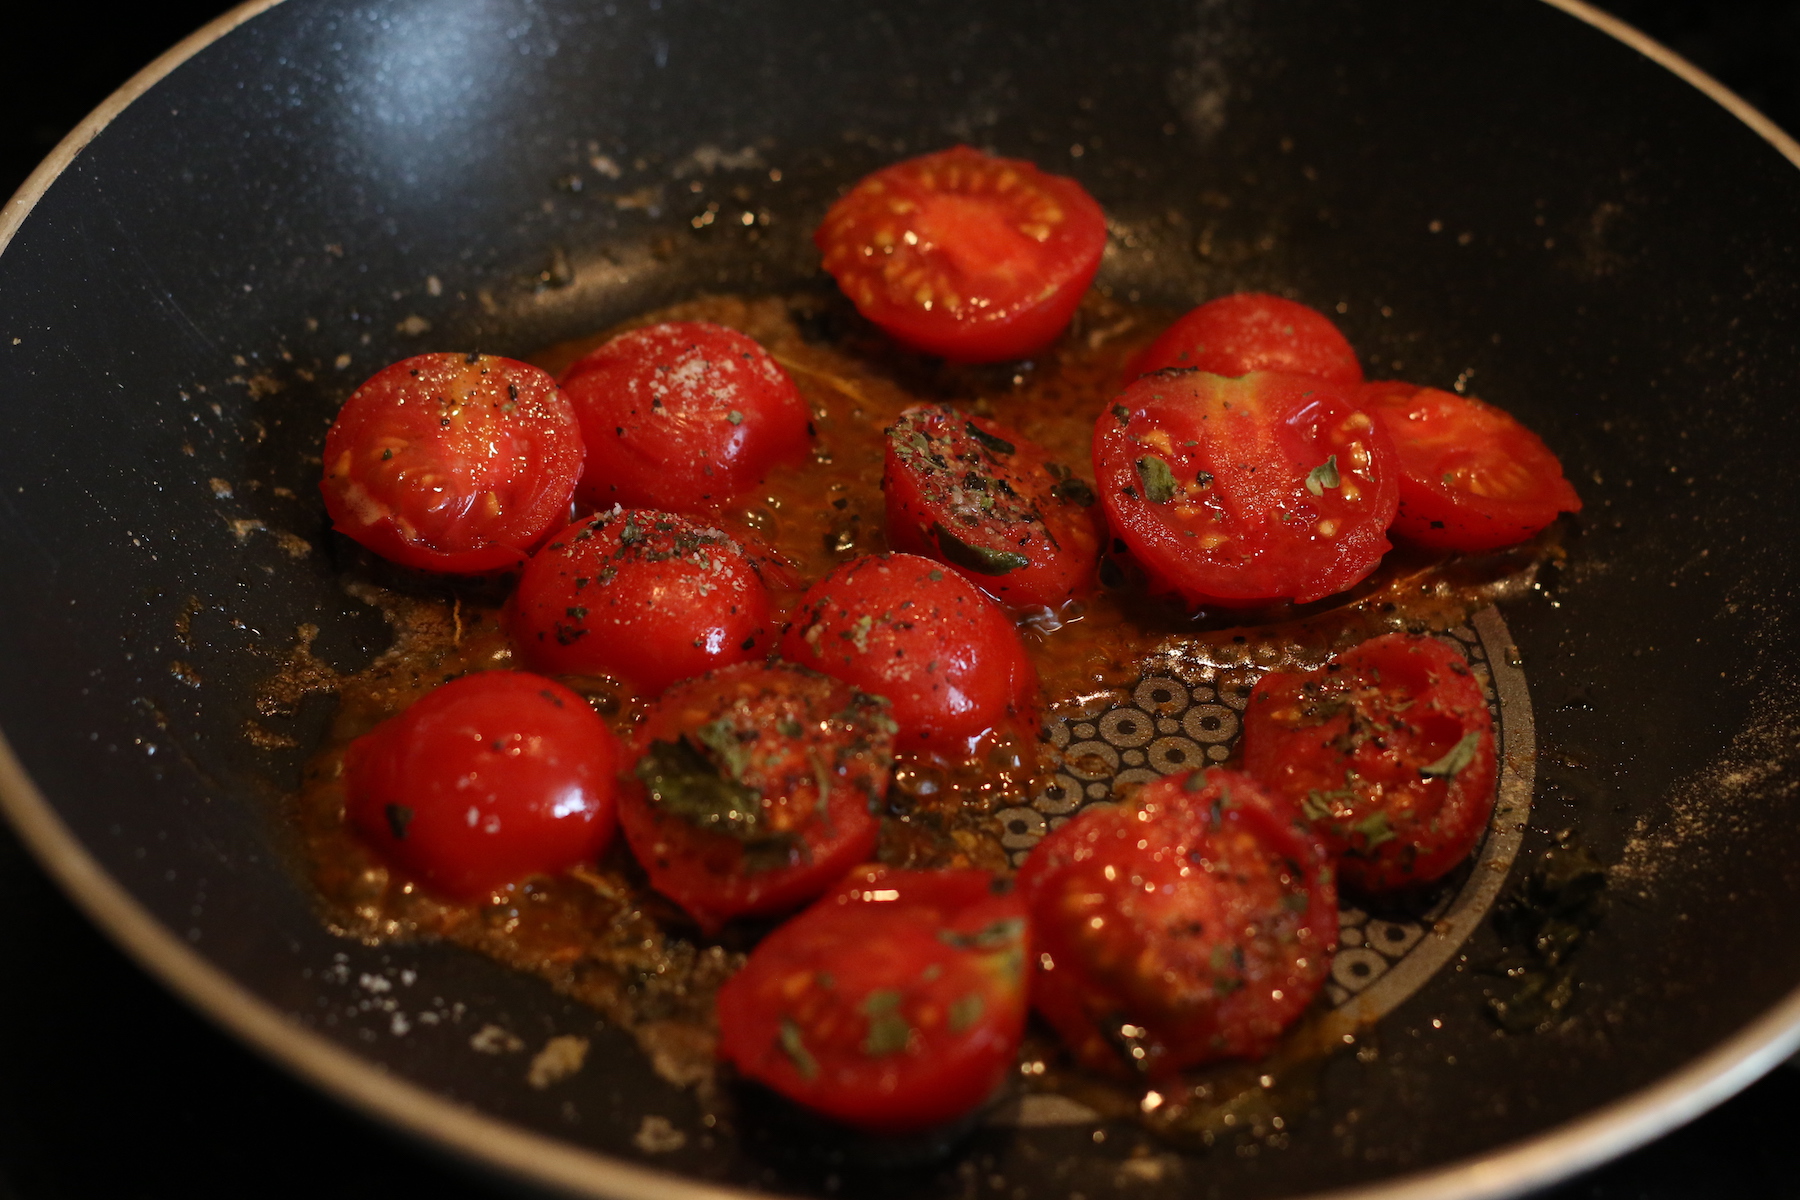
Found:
<box><xmin>559</xmin><ymin>321</ymin><xmax>811</xmax><ymax>513</ymax></box>
<box><xmin>716</xmin><ymin>864</ymin><xmax>1029</xmax><ymax>1134</ymax></box>
<box><xmin>321</xmin><ymin>353</ymin><xmax>585</xmax><ymax>573</ymax></box>
<box><xmin>1016</xmin><ymin>769</ymin><xmax>1336</xmax><ymax>1078</ymax></box>
<box><xmin>883</xmin><ymin>404</ymin><xmax>1102</xmax><ymax>610</ymax></box>
<box><xmin>1360</xmin><ymin>381</ymin><xmax>1582</xmax><ymax>552</ymax></box>
<box><xmin>815</xmin><ymin>146</ymin><xmax>1107</xmax><ymax>363</ymax></box>
<box><xmin>1093</xmin><ymin>370</ymin><xmax>1400</xmax><ymax>608</ymax></box>
<box><xmin>1126</xmin><ymin>293</ymin><xmax>1364</xmax><ymax>387</ymax></box>
<box><xmin>509</xmin><ymin>509</ymin><xmax>770</xmax><ymax>693</ymax></box>
<box><xmin>615</xmin><ymin>662</ymin><xmax>895</xmax><ymax>932</ymax></box>
<box><xmin>344</xmin><ymin>671</ymin><xmax>620</xmax><ymax>900</ymax></box>
<box><xmin>777</xmin><ymin>553</ymin><xmax>1039</xmax><ymax>754</ymax></box>
<box><xmin>1240</xmin><ymin>633</ymin><xmax>1497</xmax><ymax>893</ymax></box>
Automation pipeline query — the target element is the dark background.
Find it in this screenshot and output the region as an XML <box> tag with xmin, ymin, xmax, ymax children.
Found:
<box><xmin>1</xmin><ymin>2</ymin><xmax>1797</xmax><ymax>1198</ymax></box>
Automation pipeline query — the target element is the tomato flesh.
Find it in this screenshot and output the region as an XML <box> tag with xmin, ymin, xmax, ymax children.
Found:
<box><xmin>344</xmin><ymin>671</ymin><xmax>619</xmax><ymax>900</ymax></box>
<box><xmin>883</xmin><ymin>405</ymin><xmax>1102</xmax><ymax>610</ymax></box>
<box><xmin>778</xmin><ymin>553</ymin><xmax>1039</xmax><ymax>754</ymax></box>
<box><xmin>615</xmin><ymin>662</ymin><xmax>895</xmax><ymax>932</ymax></box>
<box><xmin>1017</xmin><ymin>769</ymin><xmax>1336</xmax><ymax>1078</ymax></box>
<box><xmin>1093</xmin><ymin>370</ymin><xmax>1400</xmax><ymax>608</ymax></box>
<box><xmin>321</xmin><ymin>353</ymin><xmax>584</xmax><ymax>573</ymax></box>
<box><xmin>815</xmin><ymin>146</ymin><xmax>1107</xmax><ymax>363</ymax></box>
<box><xmin>716</xmin><ymin>864</ymin><xmax>1029</xmax><ymax>1134</ymax></box>
<box><xmin>559</xmin><ymin>321</ymin><xmax>811</xmax><ymax>513</ymax></box>
<box><xmin>509</xmin><ymin>509</ymin><xmax>770</xmax><ymax>694</ymax></box>
<box><xmin>1360</xmin><ymin>381</ymin><xmax>1582</xmax><ymax>552</ymax></box>
<box><xmin>1241</xmin><ymin>633</ymin><xmax>1497</xmax><ymax>893</ymax></box>
<box><xmin>1126</xmin><ymin>293</ymin><xmax>1364</xmax><ymax>386</ymax></box>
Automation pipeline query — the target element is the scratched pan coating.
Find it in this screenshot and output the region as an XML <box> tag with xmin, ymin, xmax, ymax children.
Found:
<box><xmin>2</xmin><ymin>1</ymin><xmax>1799</xmax><ymax>1197</ymax></box>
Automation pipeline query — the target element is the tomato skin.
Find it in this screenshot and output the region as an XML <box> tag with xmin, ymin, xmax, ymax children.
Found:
<box><xmin>1093</xmin><ymin>370</ymin><xmax>1401</xmax><ymax>608</ymax></box>
<box><xmin>615</xmin><ymin>662</ymin><xmax>894</xmax><ymax>932</ymax></box>
<box><xmin>559</xmin><ymin>322</ymin><xmax>811</xmax><ymax>513</ymax></box>
<box><xmin>883</xmin><ymin>405</ymin><xmax>1102</xmax><ymax>610</ymax></box>
<box><xmin>815</xmin><ymin>146</ymin><xmax>1107</xmax><ymax>363</ymax></box>
<box><xmin>716</xmin><ymin>864</ymin><xmax>1029</xmax><ymax>1134</ymax></box>
<box><xmin>777</xmin><ymin>554</ymin><xmax>1039</xmax><ymax>754</ymax></box>
<box><xmin>320</xmin><ymin>354</ymin><xmax>584</xmax><ymax>573</ymax></box>
<box><xmin>1240</xmin><ymin>633</ymin><xmax>1496</xmax><ymax>893</ymax></box>
<box><xmin>509</xmin><ymin>509</ymin><xmax>770</xmax><ymax>694</ymax></box>
<box><xmin>1125</xmin><ymin>293</ymin><xmax>1364</xmax><ymax>386</ymax></box>
<box><xmin>1360</xmin><ymin>381</ymin><xmax>1582</xmax><ymax>552</ymax></box>
<box><xmin>344</xmin><ymin>671</ymin><xmax>619</xmax><ymax>900</ymax></box>
<box><xmin>1016</xmin><ymin>769</ymin><xmax>1336</xmax><ymax>1078</ymax></box>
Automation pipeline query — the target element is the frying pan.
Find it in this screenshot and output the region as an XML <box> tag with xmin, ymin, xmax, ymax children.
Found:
<box><xmin>3</xmin><ymin>1</ymin><xmax>1799</xmax><ymax>1197</ymax></box>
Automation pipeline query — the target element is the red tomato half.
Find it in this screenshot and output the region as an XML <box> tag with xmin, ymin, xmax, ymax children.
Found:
<box><xmin>1125</xmin><ymin>293</ymin><xmax>1364</xmax><ymax>386</ymax></box>
<box><xmin>509</xmin><ymin>509</ymin><xmax>770</xmax><ymax>693</ymax></box>
<box><xmin>1093</xmin><ymin>370</ymin><xmax>1400</xmax><ymax>608</ymax></box>
<box><xmin>1360</xmin><ymin>381</ymin><xmax>1582</xmax><ymax>552</ymax></box>
<box><xmin>344</xmin><ymin>671</ymin><xmax>619</xmax><ymax>900</ymax></box>
<box><xmin>778</xmin><ymin>554</ymin><xmax>1039</xmax><ymax>754</ymax></box>
<box><xmin>1017</xmin><ymin>769</ymin><xmax>1336</xmax><ymax>1078</ymax></box>
<box><xmin>883</xmin><ymin>404</ymin><xmax>1102</xmax><ymax>610</ymax></box>
<box><xmin>815</xmin><ymin>146</ymin><xmax>1107</xmax><ymax>363</ymax></box>
<box><xmin>1240</xmin><ymin>633</ymin><xmax>1496</xmax><ymax>893</ymax></box>
<box><xmin>716</xmin><ymin>865</ymin><xmax>1029</xmax><ymax>1134</ymax></box>
<box><xmin>321</xmin><ymin>353</ymin><xmax>584</xmax><ymax>573</ymax></box>
<box><xmin>616</xmin><ymin>662</ymin><xmax>895</xmax><ymax>932</ymax></box>
<box><xmin>559</xmin><ymin>321</ymin><xmax>811</xmax><ymax>513</ymax></box>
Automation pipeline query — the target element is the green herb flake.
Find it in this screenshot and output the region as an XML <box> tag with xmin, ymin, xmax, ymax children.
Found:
<box><xmin>1134</xmin><ymin>455</ymin><xmax>1178</xmax><ymax>504</ymax></box>
<box><xmin>928</xmin><ymin>569</ymin><xmax>944</xmax><ymax>581</ymax></box>
<box><xmin>1354</xmin><ymin>810</ymin><xmax>1398</xmax><ymax>849</ymax></box>
<box><xmin>863</xmin><ymin>1013</ymin><xmax>912</xmax><ymax>1057</ymax></box>
<box><xmin>939</xmin><ymin>917</ymin><xmax>1026</xmax><ymax>952</ymax></box>
<box><xmin>1304</xmin><ymin>454</ymin><xmax>1341</xmax><ymax>497</ymax></box>
<box><xmin>849</xmin><ymin>614</ymin><xmax>875</xmax><ymax>652</ymax></box>
<box><xmin>1282</xmin><ymin>892</ymin><xmax>1311</xmax><ymax>912</ymax></box>
<box><xmin>931</xmin><ymin>521</ymin><xmax>1030</xmax><ymax>576</ymax></box>
<box><xmin>383</xmin><ymin>803</ymin><xmax>413</xmax><ymax>841</ymax></box>
<box><xmin>1422</xmin><ymin>730</ymin><xmax>1483</xmax><ymax>779</ymax></box>
<box><xmin>776</xmin><ymin>717</ymin><xmax>804</xmax><ymax>738</ymax></box>
<box><xmin>1111</xmin><ymin>403</ymin><xmax>1131</xmax><ymax>426</ymax></box>
<box><xmin>948</xmin><ymin>993</ymin><xmax>985</xmax><ymax>1033</ymax></box>
<box><xmin>965</xmin><ymin>421</ymin><xmax>1015</xmax><ymax>456</ymax></box>
<box><xmin>564</xmin><ymin>605</ymin><xmax>588</xmax><ymax>620</ymax></box>
<box><xmin>779</xmin><ymin>1019</ymin><xmax>819</xmax><ymax>1079</ymax></box>
<box><xmin>861</xmin><ymin>988</ymin><xmax>903</xmax><ymax>1016</ymax></box>
<box><xmin>726</xmin><ymin>409</ymin><xmax>745</xmax><ymax>425</ymax></box>
<box><xmin>691</xmin><ymin>718</ymin><xmax>757</xmax><ymax>781</ymax></box>
<box><xmin>634</xmin><ymin>737</ymin><xmax>768</xmax><ymax>841</ymax></box>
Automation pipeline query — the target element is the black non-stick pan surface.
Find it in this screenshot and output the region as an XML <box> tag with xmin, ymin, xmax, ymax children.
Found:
<box><xmin>3</xmin><ymin>1</ymin><xmax>1799</xmax><ymax>1197</ymax></box>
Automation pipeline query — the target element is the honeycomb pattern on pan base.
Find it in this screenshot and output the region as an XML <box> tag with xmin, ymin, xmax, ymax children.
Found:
<box><xmin>992</xmin><ymin>607</ymin><xmax>1534</xmax><ymax>1127</ymax></box>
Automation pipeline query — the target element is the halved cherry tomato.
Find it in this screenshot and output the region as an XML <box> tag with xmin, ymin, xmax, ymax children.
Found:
<box><xmin>1240</xmin><ymin>633</ymin><xmax>1496</xmax><ymax>893</ymax></box>
<box><xmin>1093</xmin><ymin>370</ymin><xmax>1400</xmax><ymax>608</ymax></box>
<box><xmin>815</xmin><ymin>146</ymin><xmax>1107</xmax><ymax>363</ymax></box>
<box><xmin>1360</xmin><ymin>381</ymin><xmax>1582</xmax><ymax>552</ymax></box>
<box><xmin>1017</xmin><ymin>769</ymin><xmax>1336</xmax><ymax>1078</ymax></box>
<box><xmin>615</xmin><ymin>662</ymin><xmax>894</xmax><ymax>932</ymax></box>
<box><xmin>716</xmin><ymin>864</ymin><xmax>1029</xmax><ymax>1134</ymax></box>
<box><xmin>1125</xmin><ymin>293</ymin><xmax>1364</xmax><ymax>386</ymax></box>
<box><xmin>883</xmin><ymin>404</ymin><xmax>1102</xmax><ymax>610</ymax></box>
<box><xmin>509</xmin><ymin>509</ymin><xmax>770</xmax><ymax>694</ymax></box>
<box><xmin>559</xmin><ymin>321</ymin><xmax>811</xmax><ymax>513</ymax></box>
<box><xmin>320</xmin><ymin>353</ymin><xmax>585</xmax><ymax>573</ymax></box>
<box><xmin>344</xmin><ymin>671</ymin><xmax>619</xmax><ymax>900</ymax></box>
<box><xmin>777</xmin><ymin>553</ymin><xmax>1038</xmax><ymax>754</ymax></box>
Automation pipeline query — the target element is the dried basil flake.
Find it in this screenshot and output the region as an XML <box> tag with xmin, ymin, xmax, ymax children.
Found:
<box><xmin>1134</xmin><ymin>455</ymin><xmax>1179</xmax><ymax>504</ymax></box>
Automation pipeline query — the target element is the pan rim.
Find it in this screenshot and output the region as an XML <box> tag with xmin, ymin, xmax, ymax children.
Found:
<box><xmin>1</xmin><ymin>2</ymin><xmax>1797</xmax><ymax>1198</ymax></box>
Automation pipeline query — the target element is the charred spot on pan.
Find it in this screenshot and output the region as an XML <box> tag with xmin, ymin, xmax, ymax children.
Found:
<box><xmin>1478</xmin><ymin>831</ymin><xmax>1607</xmax><ymax>1034</ymax></box>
